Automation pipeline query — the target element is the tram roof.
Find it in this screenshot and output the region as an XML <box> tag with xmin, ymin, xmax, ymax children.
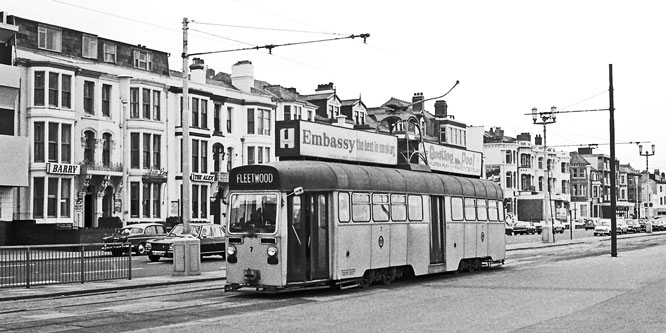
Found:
<box><xmin>230</xmin><ymin>161</ymin><xmax>502</xmax><ymax>199</ymax></box>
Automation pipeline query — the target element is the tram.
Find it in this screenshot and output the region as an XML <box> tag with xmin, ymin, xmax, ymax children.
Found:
<box><xmin>224</xmin><ymin>160</ymin><xmax>505</xmax><ymax>292</ymax></box>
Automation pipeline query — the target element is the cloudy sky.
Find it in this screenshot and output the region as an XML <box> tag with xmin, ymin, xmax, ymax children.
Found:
<box><xmin>4</xmin><ymin>0</ymin><xmax>665</xmax><ymax>172</ymax></box>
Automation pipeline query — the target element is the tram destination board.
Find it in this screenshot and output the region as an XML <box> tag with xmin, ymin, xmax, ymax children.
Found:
<box><xmin>230</xmin><ymin>165</ymin><xmax>280</xmax><ymax>191</ymax></box>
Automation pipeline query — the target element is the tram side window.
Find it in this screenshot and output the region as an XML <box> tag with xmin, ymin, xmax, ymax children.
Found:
<box><xmin>464</xmin><ymin>198</ymin><xmax>477</xmax><ymax>221</ymax></box>
<box><xmin>408</xmin><ymin>195</ymin><xmax>423</xmax><ymax>221</ymax></box>
<box><xmin>373</xmin><ymin>194</ymin><xmax>390</xmax><ymax>222</ymax></box>
<box><xmin>391</xmin><ymin>194</ymin><xmax>406</xmax><ymax>221</ymax></box>
<box><xmin>352</xmin><ymin>193</ymin><xmax>371</xmax><ymax>222</ymax></box>
<box><xmin>451</xmin><ymin>197</ymin><xmax>464</xmax><ymax>221</ymax></box>
<box><xmin>477</xmin><ymin>199</ymin><xmax>488</xmax><ymax>221</ymax></box>
<box><xmin>338</xmin><ymin>192</ymin><xmax>350</xmax><ymax>223</ymax></box>
<box><xmin>488</xmin><ymin>200</ymin><xmax>499</xmax><ymax>221</ymax></box>
<box><xmin>498</xmin><ymin>201</ymin><xmax>506</xmax><ymax>221</ymax></box>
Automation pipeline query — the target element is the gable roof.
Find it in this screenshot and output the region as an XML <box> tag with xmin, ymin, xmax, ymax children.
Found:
<box><xmin>570</xmin><ymin>153</ymin><xmax>591</xmax><ymax>166</ymax></box>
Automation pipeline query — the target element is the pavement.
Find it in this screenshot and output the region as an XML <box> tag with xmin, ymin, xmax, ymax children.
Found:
<box><xmin>0</xmin><ymin>232</ymin><xmax>655</xmax><ymax>302</ymax></box>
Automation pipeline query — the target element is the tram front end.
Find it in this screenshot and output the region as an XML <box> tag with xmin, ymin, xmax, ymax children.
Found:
<box><xmin>225</xmin><ymin>191</ymin><xmax>286</xmax><ymax>291</ymax></box>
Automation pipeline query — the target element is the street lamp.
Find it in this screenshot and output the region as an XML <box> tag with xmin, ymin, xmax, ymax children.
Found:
<box><xmin>532</xmin><ymin>106</ymin><xmax>557</xmax><ymax>243</ymax></box>
<box><xmin>638</xmin><ymin>144</ymin><xmax>655</xmax><ymax>219</ymax></box>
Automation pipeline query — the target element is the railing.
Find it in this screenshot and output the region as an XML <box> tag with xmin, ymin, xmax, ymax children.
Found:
<box><xmin>80</xmin><ymin>161</ymin><xmax>124</xmax><ymax>173</ymax></box>
<box><xmin>0</xmin><ymin>243</ymin><xmax>132</xmax><ymax>288</ymax></box>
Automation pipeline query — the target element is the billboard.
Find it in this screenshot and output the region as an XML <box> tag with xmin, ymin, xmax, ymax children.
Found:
<box><xmin>275</xmin><ymin>120</ymin><xmax>398</xmax><ymax>165</ymax></box>
<box><xmin>424</xmin><ymin>142</ymin><xmax>483</xmax><ymax>177</ymax></box>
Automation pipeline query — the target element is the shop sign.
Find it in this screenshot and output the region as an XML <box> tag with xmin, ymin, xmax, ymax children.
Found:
<box><xmin>190</xmin><ymin>172</ymin><xmax>215</xmax><ymax>182</ymax></box>
<box><xmin>424</xmin><ymin>142</ymin><xmax>482</xmax><ymax>177</ymax></box>
<box><xmin>142</xmin><ymin>168</ymin><xmax>168</xmax><ymax>183</ymax></box>
<box><xmin>47</xmin><ymin>163</ymin><xmax>80</xmax><ymax>175</ymax></box>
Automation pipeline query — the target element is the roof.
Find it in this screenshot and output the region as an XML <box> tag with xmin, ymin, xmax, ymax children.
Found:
<box><xmin>262</xmin><ymin>84</ymin><xmax>317</xmax><ymax>108</ymax></box>
<box><xmin>230</xmin><ymin>160</ymin><xmax>502</xmax><ymax>199</ymax></box>
<box><xmin>302</xmin><ymin>92</ymin><xmax>334</xmax><ymax>101</ymax></box>
<box><xmin>570</xmin><ymin>153</ymin><xmax>591</xmax><ymax>166</ymax></box>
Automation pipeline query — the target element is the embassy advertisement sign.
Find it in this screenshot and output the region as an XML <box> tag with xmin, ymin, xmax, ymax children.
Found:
<box><xmin>275</xmin><ymin>120</ymin><xmax>398</xmax><ymax>165</ymax></box>
<box><xmin>424</xmin><ymin>142</ymin><xmax>482</xmax><ymax>177</ymax></box>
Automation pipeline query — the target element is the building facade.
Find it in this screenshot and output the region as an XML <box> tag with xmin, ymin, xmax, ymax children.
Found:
<box><xmin>3</xmin><ymin>15</ymin><xmax>276</xmax><ymax>229</ymax></box>
<box><xmin>484</xmin><ymin>128</ymin><xmax>570</xmax><ymax>222</ymax></box>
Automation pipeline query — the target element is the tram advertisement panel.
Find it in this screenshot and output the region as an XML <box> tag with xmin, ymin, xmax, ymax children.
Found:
<box><xmin>424</xmin><ymin>142</ymin><xmax>482</xmax><ymax>177</ymax></box>
<box><xmin>275</xmin><ymin>120</ymin><xmax>398</xmax><ymax>165</ymax></box>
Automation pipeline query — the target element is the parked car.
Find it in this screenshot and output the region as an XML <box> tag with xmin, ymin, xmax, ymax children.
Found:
<box><xmin>583</xmin><ymin>219</ymin><xmax>597</xmax><ymax>231</ymax></box>
<box><xmin>512</xmin><ymin>221</ymin><xmax>535</xmax><ymax>235</ymax></box>
<box><xmin>145</xmin><ymin>223</ymin><xmax>226</xmax><ymax>262</ymax></box>
<box><xmin>102</xmin><ymin>222</ymin><xmax>168</xmax><ymax>256</ymax></box>
<box><xmin>536</xmin><ymin>221</ymin><xmax>564</xmax><ymax>234</ymax></box>
<box><xmin>594</xmin><ymin>221</ymin><xmax>611</xmax><ymax>236</ymax></box>
<box><xmin>616</xmin><ymin>219</ymin><xmax>628</xmax><ymax>234</ymax></box>
<box><xmin>652</xmin><ymin>218</ymin><xmax>666</xmax><ymax>231</ymax></box>
<box><xmin>625</xmin><ymin>219</ymin><xmax>641</xmax><ymax>233</ymax></box>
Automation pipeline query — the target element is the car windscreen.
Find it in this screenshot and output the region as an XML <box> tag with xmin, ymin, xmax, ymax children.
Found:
<box><xmin>229</xmin><ymin>193</ymin><xmax>278</xmax><ymax>234</ymax></box>
<box><xmin>119</xmin><ymin>227</ymin><xmax>143</xmax><ymax>235</ymax></box>
<box><xmin>168</xmin><ymin>225</ymin><xmax>201</xmax><ymax>237</ymax></box>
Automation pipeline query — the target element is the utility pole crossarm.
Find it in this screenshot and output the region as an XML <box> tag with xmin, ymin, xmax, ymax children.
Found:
<box><xmin>188</xmin><ymin>33</ymin><xmax>371</xmax><ymax>57</ymax></box>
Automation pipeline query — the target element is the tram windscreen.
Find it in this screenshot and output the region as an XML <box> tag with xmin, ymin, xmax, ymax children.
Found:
<box><xmin>229</xmin><ymin>193</ymin><xmax>278</xmax><ymax>234</ymax></box>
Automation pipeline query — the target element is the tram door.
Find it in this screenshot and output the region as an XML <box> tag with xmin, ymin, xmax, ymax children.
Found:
<box><xmin>287</xmin><ymin>193</ymin><xmax>329</xmax><ymax>282</ymax></box>
<box><xmin>430</xmin><ymin>196</ymin><xmax>445</xmax><ymax>264</ymax></box>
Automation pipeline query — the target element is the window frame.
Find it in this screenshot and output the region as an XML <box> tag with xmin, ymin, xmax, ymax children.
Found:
<box><xmin>351</xmin><ymin>192</ymin><xmax>371</xmax><ymax>222</ymax></box>
<box><xmin>390</xmin><ymin>194</ymin><xmax>407</xmax><ymax>222</ymax></box>
<box><xmin>103</xmin><ymin>42</ymin><xmax>116</xmax><ymax>63</ymax></box>
<box><xmin>372</xmin><ymin>193</ymin><xmax>390</xmax><ymax>222</ymax></box>
<box><xmin>451</xmin><ymin>196</ymin><xmax>464</xmax><ymax>221</ymax></box>
<box><xmin>133</xmin><ymin>50</ymin><xmax>153</xmax><ymax>70</ymax></box>
<box><xmin>338</xmin><ymin>192</ymin><xmax>350</xmax><ymax>223</ymax></box>
<box><xmin>407</xmin><ymin>195</ymin><xmax>423</xmax><ymax>221</ymax></box>
<box><xmin>38</xmin><ymin>25</ymin><xmax>62</xmax><ymax>52</ymax></box>
<box><xmin>82</xmin><ymin>34</ymin><xmax>98</xmax><ymax>59</ymax></box>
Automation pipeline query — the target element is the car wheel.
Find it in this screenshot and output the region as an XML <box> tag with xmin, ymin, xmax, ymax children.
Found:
<box><xmin>135</xmin><ymin>243</ymin><xmax>147</xmax><ymax>255</ymax></box>
<box><xmin>148</xmin><ymin>254</ymin><xmax>161</xmax><ymax>262</ymax></box>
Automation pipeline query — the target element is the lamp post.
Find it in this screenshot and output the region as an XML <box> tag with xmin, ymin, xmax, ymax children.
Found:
<box><xmin>638</xmin><ymin>144</ymin><xmax>655</xmax><ymax>219</ymax></box>
<box><xmin>532</xmin><ymin>106</ymin><xmax>557</xmax><ymax>243</ymax></box>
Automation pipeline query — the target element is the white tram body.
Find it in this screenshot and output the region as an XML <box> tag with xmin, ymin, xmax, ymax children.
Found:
<box><xmin>225</xmin><ymin>160</ymin><xmax>505</xmax><ymax>291</ymax></box>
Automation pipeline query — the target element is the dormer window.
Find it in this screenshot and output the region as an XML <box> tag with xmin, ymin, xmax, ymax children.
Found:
<box><xmin>38</xmin><ymin>25</ymin><xmax>62</xmax><ymax>52</ymax></box>
<box><xmin>133</xmin><ymin>50</ymin><xmax>152</xmax><ymax>70</ymax></box>
<box><xmin>439</xmin><ymin>124</ymin><xmax>467</xmax><ymax>148</ymax></box>
<box><xmin>103</xmin><ymin>43</ymin><xmax>116</xmax><ymax>63</ymax></box>
<box><xmin>82</xmin><ymin>35</ymin><xmax>98</xmax><ymax>59</ymax></box>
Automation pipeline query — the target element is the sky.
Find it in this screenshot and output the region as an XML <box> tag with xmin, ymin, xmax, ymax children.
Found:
<box><xmin>3</xmin><ymin>0</ymin><xmax>666</xmax><ymax>172</ymax></box>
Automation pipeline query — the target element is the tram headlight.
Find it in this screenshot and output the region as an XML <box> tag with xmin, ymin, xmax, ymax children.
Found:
<box><xmin>227</xmin><ymin>245</ymin><xmax>237</xmax><ymax>256</ymax></box>
<box><xmin>267</xmin><ymin>246</ymin><xmax>278</xmax><ymax>257</ymax></box>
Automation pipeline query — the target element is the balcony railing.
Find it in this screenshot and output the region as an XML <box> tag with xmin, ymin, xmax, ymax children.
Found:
<box><xmin>80</xmin><ymin>161</ymin><xmax>123</xmax><ymax>173</ymax></box>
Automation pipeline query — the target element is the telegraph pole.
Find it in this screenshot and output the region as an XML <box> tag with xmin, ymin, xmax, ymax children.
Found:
<box><xmin>609</xmin><ymin>64</ymin><xmax>617</xmax><ymax>258</ymax></box>
<box><xmin>182</xmin><ymin>18</ymin><xmax>191</xmax><ymax>235</ymax></box>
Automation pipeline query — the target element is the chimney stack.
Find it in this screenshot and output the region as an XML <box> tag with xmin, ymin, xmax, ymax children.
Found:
<box><xmin>534</xmin><ymin>134</ymin><xmax>542</xmax><ymax>146</ymax></box>
<box><xmin>412</xmin><ymin>92</ymin><xmax>424</xmax><ymax>112</ymax></box>
<box><xmin>231</xmin><ymin>60</ymin><xmax>255</xmax><ymax>93</ymax></box>
<box><xmin>434</xmin><ymin>100</ymin><xmax>448</xmax><ymax>117</ymax></box>
<box><xmin>189</xmin><ymin>58</ymin><xmax>207</xmax><ymax>84</ymax></box>
<box><xmin>315</xmin><ymin>82</ymin><xmax>335</xmax><ymax>93</ymax></box>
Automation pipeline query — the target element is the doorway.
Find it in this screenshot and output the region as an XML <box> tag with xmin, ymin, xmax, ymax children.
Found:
<box><xmin>84</xmin><ymin>185</ymin><xmax>95</xmax><ymax>228</ymax></box>
<box><xmin>287</xmin><ymin>193</ymin><xmax>329</xmax><ymax>282</ymax></box>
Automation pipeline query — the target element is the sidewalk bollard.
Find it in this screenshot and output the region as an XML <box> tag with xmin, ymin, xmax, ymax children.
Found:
<box><xmin>646</xmin><ymin>221</ymin><xmax>652</xmax><ymax>233</ymax></box>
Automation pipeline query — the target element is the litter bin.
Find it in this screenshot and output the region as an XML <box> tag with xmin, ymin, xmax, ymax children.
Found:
<box><xmin>646</xmin><ymin>221</ymin><xmax>652</xmax><ymax>233</ymax></box>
